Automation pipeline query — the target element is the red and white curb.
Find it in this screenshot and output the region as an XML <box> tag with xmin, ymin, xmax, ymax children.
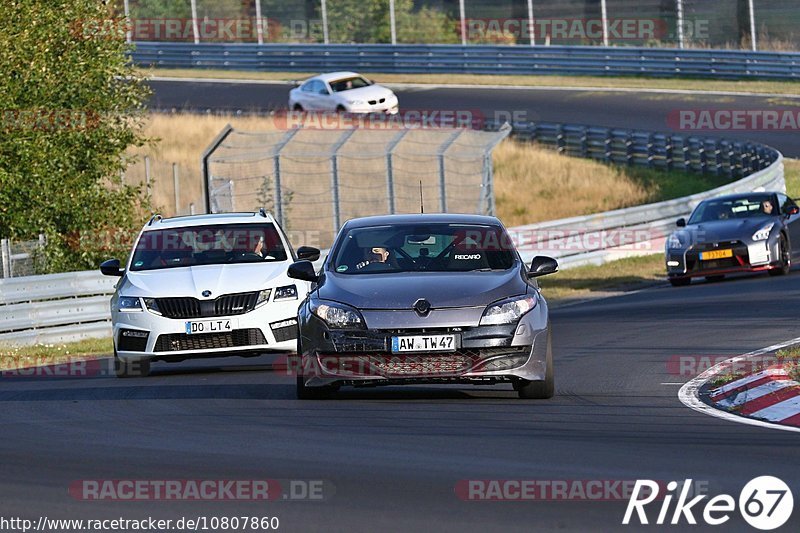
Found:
<box><xmin>679</xmin><ymin>336</ymin><xmax>800</xmax><ymax>433</ymax></box>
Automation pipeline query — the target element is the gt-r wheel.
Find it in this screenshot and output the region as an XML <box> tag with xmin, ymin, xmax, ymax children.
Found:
<box><xmin>114</xmin><ymin>349</ymin><xmax>151</xmax><ymax>378</ymax></box>
<box><xmin>517</xmin><ymin>338</ymin><xmax>554</xmax><ymax>399</ymax></box>
<box><xmin>669</xmin><ymin>277</ymin><xmax>691</xmax><ymax>287</ymax></box>
<box><xmin>769</xmin><ymin>234</ymin><xmax>791</xmax><ymax>276</ymax></box>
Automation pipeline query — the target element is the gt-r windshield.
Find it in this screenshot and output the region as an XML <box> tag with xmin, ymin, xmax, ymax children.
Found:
<box><xmin>130</xmin><ymin>223</ymin><xmax>288</xmax><ymax>271</ymax></box>
<box><xmin>688</xmin><ymin>195</ymin><xmax>776</xmax><ymax>224</ymax></box>
<box><xmin>331</xmin><ymin>223</ymin><xmax>517</xmax><ymax>274</ymax></box>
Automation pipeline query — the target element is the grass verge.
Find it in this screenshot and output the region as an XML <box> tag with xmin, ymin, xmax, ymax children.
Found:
<box><xmin>537</xmin><ymin>253</ymin><xmax>664</xmax><ymax>303</ymax></box>
<box><xmin>139</xmin><ymin>68</ymin><xmax>800</xmax><ymax>96</ymax></box>
<box><xmin>0</xmin><ymin>338</ymin><xmax>113</xmax><ymax>371</ymax></box>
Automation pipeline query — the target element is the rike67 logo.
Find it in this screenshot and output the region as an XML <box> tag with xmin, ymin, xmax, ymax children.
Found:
<box><xmin>623</xmin><ymin>477</ymin><xmax>793</xmax><ymax>530</ymax></box>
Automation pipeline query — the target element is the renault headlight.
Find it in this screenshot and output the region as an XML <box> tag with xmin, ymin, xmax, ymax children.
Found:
<box><xmin>310</xmin><ymin>300</ymin><xmax>365</xmax><ymax>329</ymax></box>
<box><xmin>118</xmin><ymin>296</ymin><xmax>143</xmax><ymax>312</ymax></box>
<box><xmin>480</xmin><ymin>295</ymin><xmax>537</xmax><ymax>326</ymax></box>
<box><xmin>752</xmin><ymin>223</ymin><xmax>774</xmax><ymax>241</ymax></box>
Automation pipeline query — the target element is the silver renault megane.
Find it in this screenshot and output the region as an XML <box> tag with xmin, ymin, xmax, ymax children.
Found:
<box><xmin>286</xmin><ymin>214</ymin><xmax>559</xmax><ymax>399</ymax></box>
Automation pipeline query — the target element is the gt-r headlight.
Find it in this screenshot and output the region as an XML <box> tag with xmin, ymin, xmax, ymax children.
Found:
<box><xmin>118</xmin><ymin>296</ymin><xmax>143</xmax><ymax>312</ymax></box>
<box><xmin>255</xmin><ymin>289</ymin><xmax>273</xmax><ymax>308</ymax></box>
<box><xmin>666</xmin><ymin>233</ymin><xmax>686</xmax><ymax>250</ymax></box>
<box><xmin>752</xmin><ymin>223</ymin><xmax>774</xmax><ymax>241</ymax></box>
<box><xmin>310</xmin><ymin>300</ymin><xmax>365</xmax><ymax>329</ymax></box>
<box><xmin>273</xmin><ymin>284</ymin><xmax>298</xmax><ymax>302</ymax></box>
<box><xmin>480</xmin><ymin>295</ymin><xmax>537</xmax><ymax>326</ymax></box>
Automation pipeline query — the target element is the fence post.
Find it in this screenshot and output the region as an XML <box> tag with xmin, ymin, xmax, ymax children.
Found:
<box><xmin>330</xmin><ymin>130</ymin><xmax>356</xmax><ymax>234</ymax></box>
<box><xmin>190</xmin><ymin>0</ymin><xmax>200</xmax><ymax>44</ymax></box>
<box><xmin>321</xmin><ymin>0</ymin><xmax>330</xmax><ymax>44</ymax></box>
<box><xmin>748</xmin><ymin>0</ymin><xmax>757</xmax><ymax>51</ymax></box>
<box><xmin>527</xmin><ymin>0</ymin><xmax>535</xmax><ymax>46</ymax></box>
<box><xmin>144</xmin><ymin>155</ymin><xmax>151</xmax><ymax>200</ymax></box>
<box><xmin>437</xmin><ymin>130</ymin><xmax>464</xmax><ymax>213</ymax></box>
<box><xmin>459</xmin><ymin>0</ymin><xmax>467</xmax><ymax>45</ymax></box>
<box><xmin>172</xmin><ymin>163</ymin><xmax>181</xmax><ymax>215</ymax></box>
<box><xmin>123</xmin><ymin>0</ymin><xmax>132</xmax><ymax>44</ymax></box>
<box><xmin>201</xmin><ymin>124</ymin><xmax>234</xmax><ymax>214</ymax></box>
<box><xmin>190</xmin><ymin>203</ymin><xmax>196</xmax><ymax>215</ymax></box>
<box><xmin>272</xmin><ymin>129</ymin><xmax>301</xmax><ymax>226</ymax></box>
<box><xmin>389</xmin><ymin>0</ymin><xmax>397</xmax><ymax>45</ymax></box>
<box><xmin>255</xmin><ymin>0</ymin><xmax>264</xmax><ymax>45</ymax></box>
<box><xmin>386</xmin><ymin>130</ymin><xmax>408</xmax><ymax>215</ymax></box>
<box><xmin>1</xmin><ymin>239</ymin><xmax>10</xmax><ymax>279</ymax></box>
<box><xmin>676</xmin><ymin>0</ymin><xmax>685</xmax><ymax>49</ymax></box>
<box><xmin>600</xmin><ymin>0</ymin><xmax>609</xmax><ymax>47</ymax></box>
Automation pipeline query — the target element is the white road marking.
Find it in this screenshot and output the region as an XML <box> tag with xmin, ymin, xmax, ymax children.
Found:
<box><xmin>147</xmin><ymin>76</ymin><xmax>800</xmax><ymax>100</ymax></box>
<box><xmin>678</xmin><ymin>336</ymin><xmax>800</xmax><ymax>433</ymax></box>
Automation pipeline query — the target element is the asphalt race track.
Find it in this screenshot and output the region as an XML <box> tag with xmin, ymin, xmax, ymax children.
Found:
<box><xmin>147</xmin><ymin>79</ymin><xmax>800</xmax><ymax>157</ymax></box>
<box><xmin>1</xmin><ymin>272</ymin><xmax>799</xmax><ymax>531</ymax></box>
<box><xmin>0</xmin><ymin>81</ymin><xmax>798</xmax><ymax>532</ymax></box>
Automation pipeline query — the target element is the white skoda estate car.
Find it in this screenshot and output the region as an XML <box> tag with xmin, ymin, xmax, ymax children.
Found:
<box><xmin>100</xmin><ymin>211</ymin><xmax>319</xmax><ymax>377</ymax></box>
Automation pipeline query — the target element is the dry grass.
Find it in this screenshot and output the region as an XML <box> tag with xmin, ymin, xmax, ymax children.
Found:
<box><xmin>134</xmin><ymin>113</ymin><xmax>725</xmax><ymax>226</ymax></box>
<box><xmin>140</xmin><ymin>68</ymin><xmax>800</xmax><ymax>97</ymax></box>
<box><xmin>493</xmin><ymin>141</ymin><xmax>652</xmax><ymax>226</ymax></box>
<box><xmin>0</xmin><ymin>338</ymin><xmax>112</xmax><ymax>371</ymax></box>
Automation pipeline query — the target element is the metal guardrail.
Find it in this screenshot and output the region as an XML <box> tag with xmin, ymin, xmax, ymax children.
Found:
<box><xmin>495</xmin><ymin>120</ymin><xmax>785</xmax><ymax>267</ymax></box>
<box><xmin>131</xmin><ymin>43</ymin><xmax>800</xmax><ymax>80</ymax></box>
<box><xmin>0</xmin><ymin>271</ymin><xmax>116</xmax><ymax>346</ymax></box>
<box><xmin>0</xmin><ymin>118</ymin><xmax>785</xmax><ymax>345</ymax></box>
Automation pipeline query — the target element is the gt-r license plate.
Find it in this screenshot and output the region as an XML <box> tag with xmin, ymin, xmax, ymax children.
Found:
<box><xmin>184</xmin><ymin>319</ymin><xmax>235</xmax><ymax>335</ymax></box>
<box><xmin>391</xmin><ymin>334</ymin><xmax>457</xmax><ymax>353</ymax></box>
<box><xmin>700</xmin><ymin>249</ymin><xmax>733</xmax><ymax>260</ymax></box>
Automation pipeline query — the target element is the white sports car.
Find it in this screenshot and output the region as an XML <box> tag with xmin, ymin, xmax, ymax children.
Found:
<box><xmin>288</xmin><ymin>71</ymin><xmax>399</xmax><ymax>115</ymax></box>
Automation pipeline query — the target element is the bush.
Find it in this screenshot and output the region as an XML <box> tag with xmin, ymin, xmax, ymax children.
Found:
<box><xmin>0</xmin><ymin>0</ymin><xmax>151</xmax><ymax>273</ymax></box>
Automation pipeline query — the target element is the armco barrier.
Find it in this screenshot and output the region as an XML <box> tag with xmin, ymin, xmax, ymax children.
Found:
<box><xmin>131</xmin><ymin>43</ymin><xmax>800</xmax><ymax>80</ymax></box>
<box><xmin>0</xmin><ymin>271</ymin><xmax>116</xmax><ymax>346</ymax></box>
<box><xmin>0</xmin><ymin>122</ymin><xmax>784</xmax><ymax>345</ymax></box>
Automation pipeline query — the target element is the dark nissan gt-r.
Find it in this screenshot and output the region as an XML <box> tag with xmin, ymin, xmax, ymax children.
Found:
<box><xmin>287</xmin><ymin>214</ymin><xmax>559</xmax><ymax>399</ymax></box>
<box><xmin>666</xmin><ymin>191</ymin><xmax>800</xmax><ymax>286</ymax></box>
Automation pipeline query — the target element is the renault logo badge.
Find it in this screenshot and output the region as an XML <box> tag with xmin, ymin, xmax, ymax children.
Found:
<box><xmin>413</xmin><ymin>298</ymin><xmax>431</xmax><ymax>317</ymax></box>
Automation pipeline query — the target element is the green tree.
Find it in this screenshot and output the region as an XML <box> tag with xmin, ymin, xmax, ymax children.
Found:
<box><xmin>325</xmin><ymin>0</ymin><xmax>457</xmax><ymax>44</ymax></box>
<box><xmin>0</xmin><ymin>0</ymin><xmax>151</xmax><ymax>273</ymax></box>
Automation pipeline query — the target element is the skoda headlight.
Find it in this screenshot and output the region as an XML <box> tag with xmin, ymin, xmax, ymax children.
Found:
<box><xmin>118</xmin><ymin>296</ymin><xmax>143</xmax><ymax>312</ymax></box>
<box><xmin>274</xmin><ymin>285</ymin><xmax>298</xmax><ymax>302</ymax></box>
<box><xmin>752</xmin><ymin>223</ymin><xmax>774</xmax><ymax>241</ymax></box>
<box><xmin>255</xmin><ymin>289</ymin><xmax>272</xmax><ymax>308</ymax></box>
<box><xmin>310</xmin><ymin>300</ymin><xmax>364</xmax><ymax>329</ymax></box>
<box><xmin>480</xmin><ymin>295</ymin><xmax>537</xmax><ymax>326</ymax></box>
<box><xmin>667</xmin><ymin>233</ymin><xmax>684</xmax><ymax>250</ymax></box>
<box><xmin>143</xmin><ymin>298</ymin><xmax>161</xmax><ymax>315</ymax></box>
